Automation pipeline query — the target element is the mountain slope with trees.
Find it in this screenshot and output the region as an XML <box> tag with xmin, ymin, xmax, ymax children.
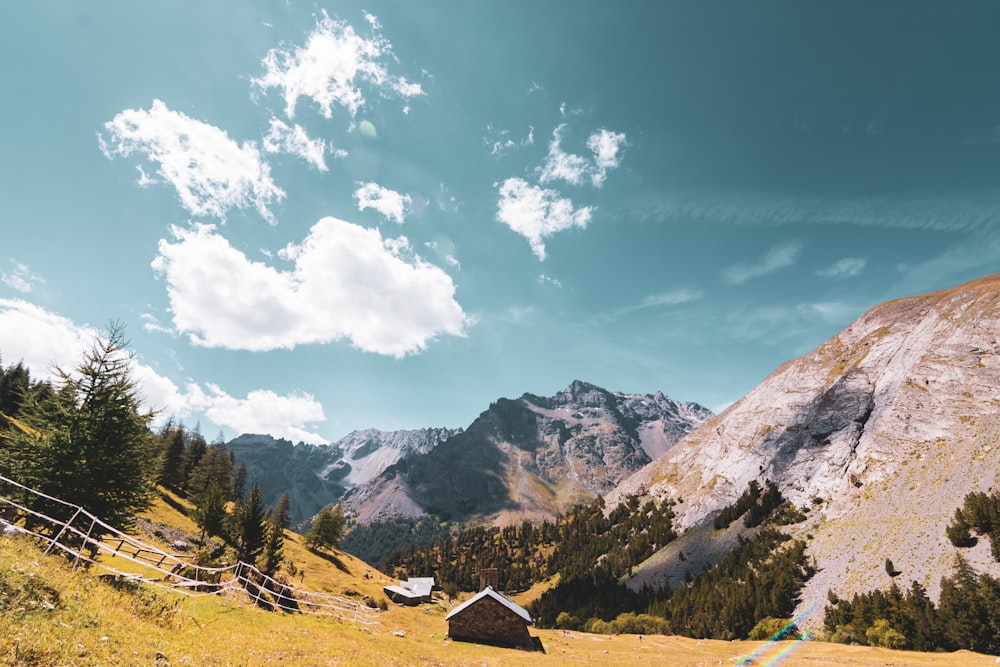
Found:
<box><xmin>611</xmin><ymin>273</ymin><xmax>1000</xmax><ymax>626</ymax></box>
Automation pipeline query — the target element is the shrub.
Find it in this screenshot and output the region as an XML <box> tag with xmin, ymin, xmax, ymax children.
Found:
<box><xmin>748</xmin><ymin>617</ymin><xmax>799</xmax><ymax>640</ymax></box>
<box><xmin>866</xmin><ymin>618</ymin><xmax>906</xmax><ymax>649</ymax></box>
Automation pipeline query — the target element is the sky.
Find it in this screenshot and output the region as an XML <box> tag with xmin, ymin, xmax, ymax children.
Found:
<box><xmin>2</xmin><ymin>2</ymin><xmax>1000</xmax><ymax>445</ymax></box>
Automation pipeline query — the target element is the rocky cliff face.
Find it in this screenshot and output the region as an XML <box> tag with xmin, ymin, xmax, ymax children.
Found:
<box><xmin>612</xmin><ymin>273</ymin><xmax>1000</xmax><ymax>622</ymax></box>
<box><xmin>343</xmin><ymin>380</ymin><xmax>713</xmax><ymax>524</ymax></box>
<box><xmin>228</xmin><ymin>427</ymin><xmax>457</xmax><ymax>526</ymax></box>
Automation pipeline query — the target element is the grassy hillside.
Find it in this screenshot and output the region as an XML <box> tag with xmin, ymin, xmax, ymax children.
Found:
<box><xmin>1</xmin><ymin>490</ymin><xmax>996</xmax><ymax>666</ymax></box>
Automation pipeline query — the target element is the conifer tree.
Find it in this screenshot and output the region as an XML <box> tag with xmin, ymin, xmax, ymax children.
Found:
<box><xmin>180</xmin><ymin>429</ymin><xmax>207</xmax><ymax>491</ymax></box>
<box><xmin>11</xmin><ymin>323</ymin><xmax>155</xmax><ymax>529</ymax></box>
<box><xmin>273</xmin><ymin>490</ymin><xmax>291</xmax><ymax>529</ymax></box>
<box><xmin>235</xmin><ymin>481</ymin><xmax>266</xmax><ymax>564</ymax></box>
<box><xmin>259</xmin><ymin>518</ymin><xmax>285</xmax><ymax>577</ymax></box>
<box><xmin>193</xmin><ymin>482</ymin><xmax>227</xmax><ymax>541</ymax></box>
<box><xmin>232</xmin><ymin>460</ymin><xmax>248</xmax><ymax>502</ymax></box>
<box><xmin>187</xmin><ymin>443</ymin><xmax>233</xmax><ymax>501</ymax></box>
<box><xmin>304</xmin><ymin>504</ymin><xmax>344</xmax><ymax>551</ymax></box>
<box><xmin>158</xmin><ymin>426</ymin><xmax>187</xmax><ymax>492</ymax></box>
<box><xmin>946</xmin><ymin>507</ymin><xmax>975</xmax><ymax>547</ymax></box>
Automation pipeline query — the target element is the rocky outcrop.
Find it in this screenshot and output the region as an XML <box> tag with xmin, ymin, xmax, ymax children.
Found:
<box><xmin>613</xmin><ymin>273</ymin><xmax>1000</xmax><ymax>623</ymax></box>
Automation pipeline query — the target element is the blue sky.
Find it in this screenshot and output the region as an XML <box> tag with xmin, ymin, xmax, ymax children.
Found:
<box><xmin>2</xmin><ymin>2</ymin><xmax>1000</xmax><ymax>444</ymax></box>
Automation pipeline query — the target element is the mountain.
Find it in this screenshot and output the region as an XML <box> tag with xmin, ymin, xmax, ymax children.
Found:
<box><xmin>228</xmin><ymin>427</ymin><xmax>458</xmax><ymax>526</ymax></box>
<box><xmin>611</xmin><ymin>274</ymin><xmax>1000</xmax><ymax>622</ymax></box>
<box><xmin>342</xmin><ymin>380</ymin><xmax>713</xmax><ymax>524</ymax></box>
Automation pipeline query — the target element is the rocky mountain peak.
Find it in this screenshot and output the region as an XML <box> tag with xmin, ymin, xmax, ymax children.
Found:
<box><xmin>343</xmin><ymin>381</ymin><xmax>712</xmax><ymax>525</ymax></box>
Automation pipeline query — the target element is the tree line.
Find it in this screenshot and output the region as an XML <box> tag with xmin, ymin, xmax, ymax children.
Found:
<box><xmin>824</xmin><ymin>555</ymin><xmax>1000</xmax><ymax>653</ymax></box>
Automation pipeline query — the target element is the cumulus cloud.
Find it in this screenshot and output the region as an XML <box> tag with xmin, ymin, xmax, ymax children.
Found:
<box><xmin>818</xmin><ymin>257</ymin><xmax>866</xmax><ymax>278</ymax></box>
<box><xmin>498</xmin><ymin>117</ymin><xmax>626</xmax><ymax>259</ymax></box>
<box><xmin>495</xmin><ymin>178</ymin><xmax>592</xmax><ymax>260</ymax></box>
<box><xmin>253</xmin><ymin>10</ymin><xmax>424</xmax><ymax>121</ymax></box>
<box><xmin>2</xmin><ymin>262</ymin><xmax>45</xmax><ymax>294</ymax></box>
<box><xmin>0</xmin><ymin>299</ymin><xmax>94</xmax><ymax>380</ymax></box>
<box><xmin>263</xmin><ymin>118</ymin><xmax>338</xmax><ymax>170</ymax></box>
<box><xmin>201</xmin><ymin>386</ymin><xmax>326</xmax><ymax>444</ymax></box>
<box><xmin>152</xmin><ymin>219</ymin><xmax>469</xmax><ymax>356</ymax></box>
<box><xmin>723</xmin><ymin>242</ymin><xmax>802</xmax><ymax>285</ymax></box>
<box><xmin>354</xmin><ymin>182</ymin><xmax>412</xmax><ymax>224</ymax></box>
<box><xmin>99</xmin><ymin>99</ymin><xmax>285</xmax><ymax>222</ymax></box>
<box><xmin>0</xmin><ymin>299</ymin><xmax>328</xmax><ymax>444</ymax></box>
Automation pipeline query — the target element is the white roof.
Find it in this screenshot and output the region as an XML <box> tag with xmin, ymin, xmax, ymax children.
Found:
<box><xmin>384</xmin><ymin>576</ymin><xmax>435</xmax><ymax>600</ymax></box>
<box><xmin>405</xmin><ymin>577</ymin><xmax>435</xmax><ymax>597</ymax></box>
<box><xmin>444</xmin><ymin>586</ymin><xmax>532</xmax><ymax>624</ymax></box>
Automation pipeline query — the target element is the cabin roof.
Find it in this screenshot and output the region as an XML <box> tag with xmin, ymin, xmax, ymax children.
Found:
<box><xmin>384</xmin><ymin>576</ymin><xmax>435</xmax><ymax>600</ymax></box>
<box><xmin>444</xmin><ymin>586</ymin><xmax>532</xmax><ymax>624</ymax></box>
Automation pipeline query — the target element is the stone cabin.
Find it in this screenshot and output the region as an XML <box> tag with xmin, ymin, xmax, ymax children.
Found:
<box><xmin>445</xmin><ymin>570</ymin><xmax>536</xmax><ymax>650</ymax></box>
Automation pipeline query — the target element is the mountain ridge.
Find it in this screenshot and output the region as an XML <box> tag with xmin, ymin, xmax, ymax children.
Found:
<box><xmin>230</xmin><ymin>380</ymin><xmax>712</xmax><ymax>528</ymax></box>
<box><xmin>610</xmin><ymin>272</ymin><xmax>1000</xmax><ymax>623</ymax></box>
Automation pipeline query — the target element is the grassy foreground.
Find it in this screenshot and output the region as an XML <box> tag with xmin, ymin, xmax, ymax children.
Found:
<box><xmin>1</xmin><ymin>492</ymin><xmax>997</xmax><ymax>666</ymax></box>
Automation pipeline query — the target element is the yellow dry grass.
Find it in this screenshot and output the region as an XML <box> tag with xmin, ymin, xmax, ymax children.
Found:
<box><xmin>1</xmin><ymin>492</ymin><xmax>996</xmax><ymax>667</ymax></box>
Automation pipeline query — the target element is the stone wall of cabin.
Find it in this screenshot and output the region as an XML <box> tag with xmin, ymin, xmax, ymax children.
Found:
<box><xmin>448</xmin><ymin>597</ymin><xmax>532</xmax><ymax>649</ymax></box>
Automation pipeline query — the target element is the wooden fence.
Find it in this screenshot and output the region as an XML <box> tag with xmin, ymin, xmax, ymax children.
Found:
<box><xmin>0</xmin><ymin>474</ymin><xmax>379</xmax><ymax>624</ymax></box>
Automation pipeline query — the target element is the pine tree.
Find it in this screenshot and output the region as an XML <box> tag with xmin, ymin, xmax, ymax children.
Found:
<box><xmin>192</xmin><ymin>482</ymin><xmax>227</xmax><ymax>540</ymax></box>
<box><xmin>181</xmin><ymin>431</ymin><xmax>207</xmax><ymax>491</ymax></box>
<box><xmin>0</xmin><ymin>360</ymin><xmax>31</xmax><ymax>417</ymax></box>
<box><xmin>946</xmin><ymin>507</ymin><xmax>976</xmax><ymax>547</ymax></box>
<box><xmin>259</xmin><ymin>519</ymin><xmax>285</xmax><ymax>577</ymax></box>
<box><xmin>273</xmin><ymin>490</ymin><xmax>291</xmax><ymax>529</ymax></box>
<box><xmin>235</xmin><ymin>481</ymin><xmax>266</xmax><ymax>564</ymax></box>
<box><xmin>187</xmin><ymin>443</ymin><xmax>233</xmax><ymax>501</ymax></box>
<box><xmin>158</xmin><ymin>426</ymin><xmax>187</xmax><ymax>492</ymax></box>
<box><xmin>232</xmin><ymin>461</ymin><xmax>248</xmax><ymax>502</ymax></box>
<box><xmin>304</xmin><ymin>504</ymin><xmax>344</xmax><ymax>551</ymax></box>
<box><xmin>11</xmin><ymin>323</ymin><xmax>156</xmax><ymax>529</ymax></box>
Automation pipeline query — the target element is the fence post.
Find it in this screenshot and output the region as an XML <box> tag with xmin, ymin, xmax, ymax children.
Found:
<box><xmin>45</xmin><ymin>506</ymin><xmax>83</xmax><ymax>555</ymax></box>
<box><xmin>73</xmin><ymin>516</ymin><xmax>97</xmax><ymax>569</ymax></box>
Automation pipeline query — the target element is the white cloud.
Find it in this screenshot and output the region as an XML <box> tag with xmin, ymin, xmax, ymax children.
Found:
<box><xmin>496</xmin><ymin>117</ymin><xmax>626</xmax><ymax>258</ymax></box>
<box><xmin>537</xmin><ymin>273</ymin><xmax>562</xmax><ymax>288</ymax></box>
<box><xmin>818</xmin><ymin>257</ymin><xmax>866</xmax><ymax>278</ymax></box>
<box><xmin>723</xmin><ymin>242</ymin><xmax>802</xmax><ymax>285</ymax></box>
<box><xmin>253</xmin><ymin>10</ymin><xmax>423</xmax><ymax>121</ymax></box>
<box><xmin>0</xmin><ymin>299</ymin><xmax>328</xmax><ymax>444</ymax></box>
<box><xmin>262</xmin><ymin>118</ymin><xmax>334</xmax><ymax>171</ymax></box>
<box><xmin>484</xmin><ymin>123</ymin><xmax>534</xmax><ymax>158</ymax></box>
<box><xmin>496</xmin><ymin>178</ymin><xmax>592</xmax><ymax>260</ymax></box>
<box><xmin>586</xmin><ymin>129</ymin><xmax>627</xmax><ymax>187</ymax></box>
<box><xmin>99</xmin><ymin>99</ymin><xmax>285</xmax><ymax>222</ymax></box>
<box><xmin>0</xmin><ymin>299</ymin><xmax>94</xmax><ymax>380</ymax></box>
<box><xmin>201</xmin><ymin>386</ymin><xmax>326</xmax><ymax>444</ymax></box>
<box><xmin>2</xmin><ymin>262</ymin><xmax>45</xmax><ymax>294</ymax></box>
<box><xmin>354</xmin><ymin>181</ymin><xmax>412</xmax><ymax>224</ymax></box>
<box><xmin>152</xmin><ymin>219</ymin><xmax>469</xmax><ymax>356</ymax></box>
<box><xmin>140</xmin><ymin>312</ymin><xmax>174</xmax><ymax>337</ymax></box>
<box><xmin>538</xmin><ymin>124</ymin><xmax>591</xmax><ymax>187</ymax></box>
<box><xmin>538</xmin><ymin>125</ymin><xmax>628</xmax><ymax>188</ymax></box>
